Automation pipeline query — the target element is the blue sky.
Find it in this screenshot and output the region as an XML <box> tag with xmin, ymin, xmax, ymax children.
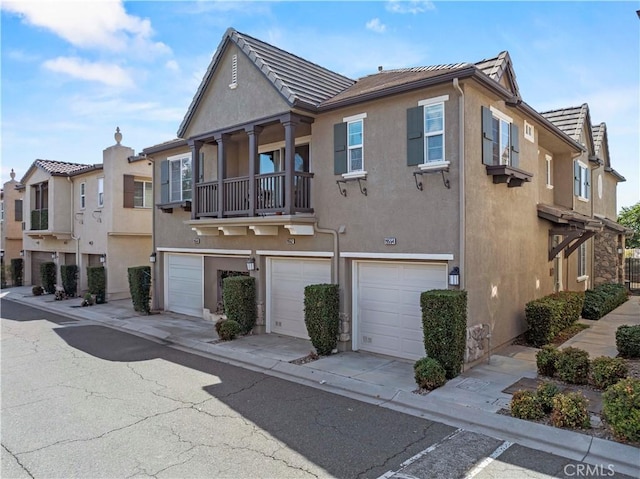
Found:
<box><xmin>2</xmin><ymin>0</ymin><xmax>638</xmax><ymax>209</ymax></box>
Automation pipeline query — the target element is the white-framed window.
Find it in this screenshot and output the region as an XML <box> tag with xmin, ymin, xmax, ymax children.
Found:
<box><xmin>134</xmin><ymin>180</ymin><xmax>153</xmax><ymax>208</ymax></box>
<box><xmin>575</xmin><ymin>160</ymin><xmax>590</xmax><ymax>200</ymax></box>
<box><xmin>578</xmin><ymin>242</ymin><xmax>587</xmax><ymax>278</ymax></box>
<box><xmin>168</xmin><ymin>155</ymin><xmax>192</xmax><ymax>202</ymax></box>
<box><xmin>418</xmin><ymin>95</ymin><xmax>448</xmax><ymax>164</ymax></box>
<box><xmin>80</xmin><ymin>182</ymin><xmax>86</xmax><ymax>209</ymax></box>
<box><xmin>345</xmin><ymin>114</ymin><xmax>365</xmax><ymax>173</ymax></box>
<box><xmin>97</xmin><ymin>178</ymin><xmax>104</xmax><ymax>207</ymax></box>
<box><xmin>524</xmin><ymin>120</ymin><xmax>535</xmax><ymax>142</ymax></box>
<box><xmin>545</xmin><ymin>155</ymin><xmax>553</xmax><ymax>188</ymax></box>
<box><xmin>490</xmin><ymin>107</ymin><xmax>513</xmax><ymax>166</ymax></box>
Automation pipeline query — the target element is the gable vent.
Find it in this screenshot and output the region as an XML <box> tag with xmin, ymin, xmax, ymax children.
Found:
<box><xmin>229</xmin><ymin>54</ymin><xmax>238</xmax><ymax>89</ymax></box>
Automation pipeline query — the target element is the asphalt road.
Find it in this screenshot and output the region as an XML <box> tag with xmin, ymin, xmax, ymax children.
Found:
<box><xmin>1</xmin><ymin>299</ymin><xmax>634</xmax><ymax>479</ymax></box>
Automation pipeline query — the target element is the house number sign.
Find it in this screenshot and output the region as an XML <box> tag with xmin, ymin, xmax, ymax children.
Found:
<box><xmin>384</xmin><ymin>237</ymin><xmax>397</xmax><ymax>245</ymax></box>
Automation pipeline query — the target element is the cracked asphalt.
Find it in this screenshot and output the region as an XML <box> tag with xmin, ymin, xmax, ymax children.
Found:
<box><xmin>2</xmin><ymin>300</ymin><xmax>635</xmax><ymax>479</ymax></box>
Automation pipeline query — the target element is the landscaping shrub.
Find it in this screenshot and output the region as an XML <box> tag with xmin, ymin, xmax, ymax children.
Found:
<box><xmin>40</xmin><ymin>261</ymin><xmax>56</xmax><ymax>293</ymax></box>
<box><xmin>536</xmin><ymin>345</ymin><xmax>560</xmax><ymax>377</ymax></box>
<box><xmin>602</xmin><ymin>378</ymin><xmax>640</xmax><ymax>442</ymax></box>
<box><xmin>218</xmin><ymin>319</ymin><xmax>241</xmax><ymax>341</ymax></box>
<box><xmin>215</xmin><ymin>318</ymin><xmax>226</xmax><ymax>337</ymax></box>
<box><xmin>582</xmin><ymin>283</ymin><xmax>628</xmax><ymax>320</ymax></box>
<box><xmin>413</xmin><ymin>357</ymin><xmax>447</xmax><ymax>390</ymax></box>
<box><xmin>303</xmin><ymin>283</ymin><xmax>339</xmax><ymax>356</ymax></box>
<box><xmin>549</xmin><ymin>291</ymin><xmax>585</xmax><ymax>326</ymax></box>
<box><xmin>223</xmin><ymin>276</ymin><xmax>256</xmax><ymax>334</ymax></box>
<box><xmin>128</xmin><ymin>266</ymin><xmax>151</xmax><ymax>314</ymax></box>
<box><xmin>10</xmin><ymin>258</ymin><xmax>23</xmax><ymax>286</ymax></box>
<box><xmin>510</xmin><ymin>390</ymin><xmax>545</xmax><ymax>420</ymax></box>
<box><xmin>60</xmin><ymin>264</ymin><xmax>78</xmax><ymax>297</ymax></box>
<box><xmin>87</xmin><ymin>266</ymin><xmax>106</xmax><ymax>304</ymax></box>
<box><xmin>590</xmin><ymin>356</ymin><xmax>628</xmax><ymax>390</ymax></box>
<box><xmin>420</xmin><ymin>290</ymin><xmax>467</xmax><ymax>379</ymax></box>
<box><xmin>81</xmin><ymin>293</ymin><xmax>94</xmax><ymax>307</ymax></box>
<box><xmin>525</xmin><ymin>297</ymin><xmax>564</xmax><ymax>347</ymax></box>
<box><xmin>616</xmin><ymin>325</ymin><xmax>640</xmax><ymax>358</ymax></box>
<box><xmin>551</xmin><ymin>391</ymin><xmax>590</xmax><ymax>429</ymax></box>
<box><xmin>536</xmin><ymin>382</ymin><xmax>561</xmax><ymax>413</ymax></box>
<box><xmin>556</xmin><ymin>347</ymin><xmax>590</xmax><ymax>385</ymax></box>
<box><xmin>32</xmin><ymin>285</ymin><xmax>43</xmax><ymax>296</ymax></box>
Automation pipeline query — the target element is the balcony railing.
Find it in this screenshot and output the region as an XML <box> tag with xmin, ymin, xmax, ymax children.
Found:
<box><xmin>195</xmin><ymin>172</ymin><xmax>313</xmax><ymax>218</ymax></box>
<box><xmin>30</xmin><ymin>209</ymin><xmax>48</xmax><ymax>230</ymax></box>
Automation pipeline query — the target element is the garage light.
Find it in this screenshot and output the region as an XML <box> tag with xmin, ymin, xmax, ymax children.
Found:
<box><xmin>246</xmin><ymin>257</ymin><xmax>257</xmax><ymax>272</ymax></box>
<box><xmin>449</xmin><ymin>267</ymin><xmax>460</xmax><ymax>286</ymax></box>
<box><xmin>149</xmin><ymin>252</ymin><xmax>157</xmax><ymax>263</ymax></box>
<box><xmin>99</xmin><ymin>254</ymin><xmax>106</xmax><ymax>264</ymax></box>
<box><xmin>20</xmin><ymin>250</ymin><xmax>24</xmax><ymax>256</ymax></box>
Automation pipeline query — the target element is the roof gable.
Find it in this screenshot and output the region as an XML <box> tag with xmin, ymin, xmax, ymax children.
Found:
<box><xmin>474</xmin><ymin>51</ymin><xmax>521</xmax><ymax>99</ymax></box>
<box><xmin>541</xmin><ymin>103</ymin><xmax>595</xmax><ymax>154</ymax></box>
<box><xmin>20</xmin><ymin>159</ymin><xmax>95</xmax><ymax>184</ymax></box>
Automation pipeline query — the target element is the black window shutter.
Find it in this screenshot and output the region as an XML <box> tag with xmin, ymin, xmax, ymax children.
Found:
<box><xmin>334</xmin><ymin>122</ymin><xmax>347</xmax><ymax>175</ymax></box>
<box><xmin>510</xmin><ymin>123</ymin><xmax>520</xmax><ymax>168</ymax></box>
<box><xmin>406</xmin><ymin>106</ymin><xmax>424</xmax><ymax>166</ymax></box>
<box><xmin>574</xmin><ymin>161</ymin><xmax>580</xmax><ymax>195</ymax></box>
<box><xmin>160</xmin><ymin>160</ymin><xmax>170</xmax><ymax>203</ymax></box>
<box><xmin>481</xmin><ymin>106</ymin><xmax>494</xmax><ymax>166</ymax></box>
<box><xmin>14</xmin><ymin>199</ymin><xmax>23</xmax><ymax>222</ymax></box>
<box><xmin>123</xmin><ymin>174</ymin><xmax>135</xmax><ymax>208</ymax></box>
<box><xmin>585</xmin><ymin>171</ymin><xmax>591</xmax><ymax>199</ymax></box>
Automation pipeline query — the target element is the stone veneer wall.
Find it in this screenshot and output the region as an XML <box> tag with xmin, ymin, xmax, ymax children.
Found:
<box><xmin>593</xmin><ymin>228</ymin><xmax>623</xmax><ymax>285</ymax></box>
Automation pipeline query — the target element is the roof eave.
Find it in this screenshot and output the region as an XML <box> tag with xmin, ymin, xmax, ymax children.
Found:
<box><xmin>605</xmin><ymin>166</ymin><xmax>626</xmax><ymax>182</ymax></box>
<box><xmin>143</xmin><ymin>139</ymin><xmax>189</xmax><ymax>155</ymax></box>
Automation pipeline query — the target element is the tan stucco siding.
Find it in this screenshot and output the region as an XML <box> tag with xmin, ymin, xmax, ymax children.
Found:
<box><xmin>552</xmin><ymin>152</ymin><xmax>576</xmax><ymax>209</ymax></box>
<box><xmin>106</xmin><ymin>235</ymin><xmax>152</xmax><ymax>300</ymax></box>
<box><xmin>1</xmin><ymin>180</ymin><xmax>24</xmax><ymax>263</ymax></box>
<box><xmin>184</xmin><ymin>45</ymin><xmax>291</xmax><ymax>139</ymax></box>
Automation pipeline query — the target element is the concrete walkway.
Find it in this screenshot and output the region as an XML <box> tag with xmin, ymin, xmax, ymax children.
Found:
<box><xmin>2</xmin><ymin>287</ymin><xmax>639</xmax><ymax>477</ymax></box>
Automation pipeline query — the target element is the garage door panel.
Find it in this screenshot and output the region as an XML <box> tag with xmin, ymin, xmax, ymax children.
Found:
<box><xmin>166</xmin><ymin>254</ymin><xmax>202</xmax><ymax>317</ymax></box>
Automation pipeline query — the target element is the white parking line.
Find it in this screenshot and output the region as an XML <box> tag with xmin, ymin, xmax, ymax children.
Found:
<box><xmin>463</xmin><ymin>440</ymin><xmax>513</xmax><ymax>479</ymax></box>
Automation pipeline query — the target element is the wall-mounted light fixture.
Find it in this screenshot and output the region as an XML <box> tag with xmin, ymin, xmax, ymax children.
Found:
<box><xmin>617</xmin><ymin>248</ymin><xmax>623</xmax><ymax>255</ymax></box>
<box><xmin>0</xmin><ymin>251</ymin><xmax>4</xmax><ymax>260</ymax></box>
<box><xmin>20</xmin><ymin>250</ymin><xmax>25</xmax><ymax>257</ymax></box>
<box><xmin>99</xmin><ymin>254</ymin><xmax>106</xmax><ymax>264</ymax></box>
<box><xmin>149</xmin><ymin>252</ymin><xmax>157</xmax><ymax>263</ymax></box>
<box><xmin>449</xmin><ymin>267</ymin><xmax>460</xmax><ymax>286</ymax></box>
<box><xmin>246</xmin><ymin>257</ymin><xmax>257</xmax><ymax>272</ymax></box>
<box><xmin>51</xmin><ymin>252</ymin><xmax>57</xmax><ymax>261</ymax></box>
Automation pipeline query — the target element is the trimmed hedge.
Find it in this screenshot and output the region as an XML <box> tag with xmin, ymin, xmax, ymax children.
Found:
<box><xmin>556</xmin><ymin>347</ymin><xmax>590</xmax><ymax>385</ymax></box>
<box><xmin>87</xmin><ymin>266</ymin><xmax>106</xmax><ymax>304</ymax></box>
<box><xmin>420</xmin><ymin>290</ymin><xmax>467</xmax><ymax>379</ymax></box>
<box><xmin>303</xmin><ymin>283</ymin><xmax>339</xmax><ymax>355</ymax></box>
<box><xmin>582</xmin><ymin>283</ymin><xmax>628</xmax><ymax>320</ymax></box>
<box><xmin>11</xmin><ymin>258</ymin><xmax>23</xmax><ymax>286</ymax></box>
<box><xmin>524</xmin><ymin>292</ymin><xmax>584</xmax><ymax>347</ymax></box>
<box><xmin>590</xmin><ymin>356</ymin><xmax>628</xmax><ymax>390</ymax></box>
<box><xmin>40</xmin><ymin>261</ymin><xmax>56</xmax><ymax>293</ymax></box>
<box><xmin>128</xmin><ymin>266</ymin><xmax>151</xmax><ymax>314</ymax></box>
<box><xmin>60</xmin><ymin>264</ymin><xmax>78</xmax><ymax>297</ymax></box>
<box><xmin>616</xmin><ymin>325</ymin><xmax>640</xmax><ymax>359</ymax></box>
<box><xmin>223</xmin><ymin>276</ymin><xmax>256</xmax><ymax>334</ymax></box>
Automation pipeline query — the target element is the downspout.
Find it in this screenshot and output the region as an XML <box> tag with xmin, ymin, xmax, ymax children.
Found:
<box><xmin>68</xmin><ymin>177</ymin><xmax>80</xmax><ymax>295</ymax></box>
<box><xmin>147</xmin><ymin>155</ymin><xmax>158</xmax><ymax>311</ymax></box>
<box><xmin>313</xmin><ymin>223</ymin><xmax>341</xmax><ymax>284</ymax></box>
<box><xmin>453</xmin><ymin>78</ymin><xmax>465</xmax><ymax>290</ymax></box>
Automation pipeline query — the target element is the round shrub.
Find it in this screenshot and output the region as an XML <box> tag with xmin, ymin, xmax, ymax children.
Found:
<box><xmin>81</xmin><ymin>293</ymin><xmax>94</xmax><ymax>307</ymax></box>
<box><xmin>551</xmin><ymin>392</ymin><xmax>590</xmax><ymax>429</ymax></box>
<box><xmin>536</xmin><ymin>345</ymin><xmax>560</xmax><ymax>377</ymax></box>
<box><xmin>616</xmin><ymin>325</ymin><xmax>640</xmax><ymax>359</ymax></box>
<box><xmin>32</xmin><ymin>285</ymin><xmax>44</xmax><ymax>296</ymax></box>
<box><xmin>556</xmin><ymin>347</ymin><xmax>590</xmax><ymax>385</ymax></box>
<box><xmin>536</xmin><ymin>382</ymin><xmax>560</xmax><ymax>413</ymax></box>
<box><xmin>413</xmin><ymin>357</ymin><xmax>446</xmax><ymax>390</ymax></box>
<box><xmin>214</xmin><ymin>318</ymin><xmax>226</xmax><ymax>337</ymax></box>
<box><xmin>510</xmin><ymin>390</ymin><xmax>545</xmax><ymax>420</ymax></box>
<box><xmin>590</xmin><ymin>356</ymin><xmax>628</xmax><ymax>390</ymax></box>
<box><xmin>602</xmin><ymin>378</ymin><xmax>640</xmax><ymax>442</ymax></box>
<box><xmin>218</xmin><ymin>320</ymin><xmax>242</xmax><ymax>341</ymax></box>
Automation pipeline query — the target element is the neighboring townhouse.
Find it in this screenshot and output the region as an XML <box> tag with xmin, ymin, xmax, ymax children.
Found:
<box><xmin>1</xmin><ymin>169</ymin><xmax>25</xmax><ymax>281</ymax></box>
<box><xmin>144</xmin><ymin>28</ymin><xmax>626</xmax><ymax>363</ymax></box>
<box><xmin>21</xmin><ymin>129</ymin><xmax>152</xmax><ymax>299</ymax></box>
<box><xmin>541</xmin><ymin>104</ymin><xmax>627</xmax><ymax>290</ymax></box>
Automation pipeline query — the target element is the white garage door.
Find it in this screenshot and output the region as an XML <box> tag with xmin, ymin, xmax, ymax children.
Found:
<box><xmin>166</xmin><ymin>254</ymin><xmax>202</xmax><ymax>317</ymax></box>
<box><xmin>354</xmin><ymin>261</ymin><xmax>448</xmax><ymax>361</ymax></box>
<box><xmin>268</xmin><ymin>258</ymin><xmax>331</xmax><ymax>339</ymax></box>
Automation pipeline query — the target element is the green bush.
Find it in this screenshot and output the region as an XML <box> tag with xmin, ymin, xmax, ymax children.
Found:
<box><xmin>40</xmin><ymin>261</ymin><xmax>56</xmax><ymax>293</ymax></box>
<box><xmin>10</xmin><ymin>258</ymin><xmax>23</xmax><ymax>286</ymax></box>
<box><xmin>60</xmin><ymin>264</ymin><xmax>78</xmax><ymax>297</ymax></box>
<box><xmin>87</xmin><ymin>266</ymin><xmax>106</xmax><ymax>304</ymax></box>
<box><xmin>525</xmin><ymin>292</ymin><xmax>585</xmax><ymax>347</ymax></box>
<box><xmin>413</xmin><ymin>357</ymin><xmax>447</xmax><ymax>390</ymax></box>
<box><xmin>32</xmin><ymin>285</ymin><xmax>43</xmax><ymax>296</ymax></box>
<box><xmin>218</xmin><ymin>319</ymin><xmax>242</xmax><ymax>341</ymax></box>
<box><xmin>510</xmin><ymin>390</ymin><xmax>545</xmax><ymax>420</ymax></box>
<box><xmin>582</xmin><ymin>283</ymin><xmax>628</xmax><ymax>320</ymax></box>
<box><xmin>556</xmin><ymin>347</ymin><xmax>590</xmax><ymax>385</ymax></box>
<box><xmin>590</xmin><ymin>356</ymin><xmax>628</xmax><ymax>390</ymax></box>
<box><xmin>550</xmin><ymin>291</ymin><xmax>585</xmax><ymax>326</ymax></box>
<box><xmin>420</xmin><ymin>290</ymin><xmax>467</xmax><ymax>379</ymax></box>
<box><xmin>81</xmin><ymin>293</ymin><xmax>94</xmax><ymax>307</ymax></box>
<box><xmin>602</xmin><ymin>378</ymin><xmax>640</xmax><ymax>442</ymax></box>
<box><xmin>536</xmin><ymin>345</ymin><xmax>560</xmax><ymax>377</ymax></box>
<box><xmin>616</xmin><ymin>325</ymin><xmax>640</xmax><ymax>358</ymax></box>
<box><xmin>551</xmin><ymin>392</ymin><xmax>590</xmax><ymax>429</ymax></box>
<box><xmin>223</xmin><ymin>276</ymin><xmax>256</xmax><ymax>334</ymax></box>
<box><xmin>536</xmin><ymin>382</ymin><xmax>561</xmax><ymax>413</ymax></box>
<box><xmin>215</xmin><ymin>318</ymin><xmax>225</xmax><ymax>336</ymax></box>
<box><xmin>127</xmin><ymin>266</ymin><xmax>151</xmax><ymax>314</ymax></box>
<box><xmin>303</xmin><ymin>283</ymin><xmax>339</xmax><ymax>356</ymax></box>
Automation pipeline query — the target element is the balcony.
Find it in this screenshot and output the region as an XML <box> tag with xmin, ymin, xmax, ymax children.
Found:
<box><xmin>194</xmin><ymin>172</ymin><xmax>313</xmax><ymax>218</ymax></box>
<box><xmin>30</xmin><ymin>209</ymin><xmax>48</xmax><ymax>230</ymax></box>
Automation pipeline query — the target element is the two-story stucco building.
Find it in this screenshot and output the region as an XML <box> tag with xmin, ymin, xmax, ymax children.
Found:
<box><xmin>21</xmin><ymin>129</ymin><xmax>153</xmax><ymax>299</ymax></box>
<box><xmin>1</xmin><ymin>169</ymin><xmax>25</xmax><ymax>282</ymax></box>
<box><xmin>143</xmin><ymin>28</ymin><xmax>626</xmax><ymax>363</ymax></box>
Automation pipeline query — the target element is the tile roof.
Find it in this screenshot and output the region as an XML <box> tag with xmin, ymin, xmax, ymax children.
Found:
<box><xmin>540</xmin><ymin>104</ymin><xmax>589</xmax><ymax>142</ymax></box>
<box><xmin>592</xmin><ymin>122</ymin><xmax>606</xmax><ymax>156</ymax></box>
<box><xmin>34</xmin><ymin>160</ymin><xmax>94</xmax><ymax>176</ymax></box>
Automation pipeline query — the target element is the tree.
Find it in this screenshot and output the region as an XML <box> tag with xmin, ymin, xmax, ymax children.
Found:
<box><xmin>618</xmin><ymin>202</ymin><xmax>640</xmax><ymax>249</ymax></box>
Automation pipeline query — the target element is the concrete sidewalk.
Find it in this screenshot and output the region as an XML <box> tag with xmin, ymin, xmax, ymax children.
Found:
<box><xmin>2</xmin><ymin>287</ymin><xmax>639</xmax><ymax>477</ymax></box>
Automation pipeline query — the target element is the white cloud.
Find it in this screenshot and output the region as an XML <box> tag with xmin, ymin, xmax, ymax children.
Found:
<box><xmin>386</xmin><ymin>0</ymin><xmax>435</xmax><ymax>14</ymax></box>
<box><xmin>43</xmin><ymin>57</ymin><xmax>135</xmax><ymax>88</ymax></box>
<box><xmin>366</xmin><ymin>18</ymin><xmax>387</xmax><ymax>34</ymax></box>
<box><xmin>165</xmin><ymin>60</ymin><xmax>180</xmax><ymax>72</ymax></box>
<box><xmin>2</xmin><ymin>0</ymin><xmax>170</xmax><ymax>57</ymax></box>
